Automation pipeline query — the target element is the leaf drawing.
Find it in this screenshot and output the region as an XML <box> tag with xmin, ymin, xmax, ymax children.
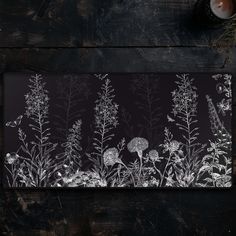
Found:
<box><xmin>4</xmin><ymin>73</ymin><xmax>232</xmax><ymax>188</ymax></box>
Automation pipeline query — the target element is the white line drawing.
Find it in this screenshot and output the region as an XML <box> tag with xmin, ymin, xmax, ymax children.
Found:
<box><xmin>4</xmin><ymin>73</ymin><xmax>232</xmax><ymax>188</ymax></box>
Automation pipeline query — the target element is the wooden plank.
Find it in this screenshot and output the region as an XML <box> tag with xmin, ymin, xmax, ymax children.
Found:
<box><xmin>1</xmin><ymin>189</ymin><xmax>236</xmax><ymax>235</ymax></box>
<box><xmin>0</xmin><ymin>47</ymin><xmax>235</xmax><ymax>72</ymax></box>
<box><xmin>0</xmin><ymin>0</ymin><xmax>226</xmax><ymax>47</ymax></box>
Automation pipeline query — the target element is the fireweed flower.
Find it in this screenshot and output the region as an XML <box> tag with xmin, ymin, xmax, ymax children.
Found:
<box><xmin>103</xmin><ymin>147</ymin><xmax>120</xmax><ymax>167</ymax></box>
<box><xmin>172</xmin><ymin>74</ymin><xmax>197</xmax><ymax>117</ymax></box>
<box><xmin>94</xmin><ymin>79</ymin><xmax>119</xmax><ymax>129</ymax></box>
<box><xmin>127</xmin><ymin>137</ymin><xmax>149</xmax><ymax>158</ymax></box>
<box><xmin>92</xmin><ymin>78</ymin><xmax>120</xmax><ymax>178</ymax></box>
<box><xmin>25</xmin><ymin>74</ymin><xmax>49</xmax><ymax>119</ymax></box>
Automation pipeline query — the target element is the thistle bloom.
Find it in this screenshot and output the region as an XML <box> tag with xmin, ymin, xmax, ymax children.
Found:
<box><xmin>25</xmin><ymin>74</ymin><xmax>49</xmax><ymax>120</ymax></box>
<box><xmin>127</xmin><ymin>137</ymin><xmax>149</xmax><ymax>158</ymax></box>
<box><xmin>103</xmin><ymin>147</ymin><xmax>120</xmax><ymax>167</ymax></box>
<box><xmin>149</xmin><ymin>150</ymin><xmax>161</xmax><ymax>162</ymax></box>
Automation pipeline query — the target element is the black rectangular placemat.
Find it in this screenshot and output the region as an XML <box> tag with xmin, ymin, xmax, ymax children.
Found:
<box><xmin>3</xmin><ymin>73</ymin><xmax>232</xmax><ymax>188</ymax></box>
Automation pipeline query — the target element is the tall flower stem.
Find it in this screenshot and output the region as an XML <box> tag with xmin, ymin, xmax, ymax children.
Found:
<box><xmin>92</xmin><ymin>77</ymin><xmax>119</xmax><ymax>177</ymax></box>
<box><xmin>160</xmin><ymin>153</ymin><xmax>172</xmax><ymax>186</ymax></box>
<box><xmin>138</xmin><ymin>155</ymin><xmax>143</xmax><ymax>186</ymax></box>
<box><xmin>119</xmin><ymin>161</ymin><xmax>136</xmax><ymax>187</ymax></box>
<box><xmin>152</xmin><ymin>162</ymin><xmax>162</xmax><ymax>181</ymax></box>
<box><xmin>22</xmin><ymin>74</ymin><xmax>57</xmax><ymax>187</ymax></box>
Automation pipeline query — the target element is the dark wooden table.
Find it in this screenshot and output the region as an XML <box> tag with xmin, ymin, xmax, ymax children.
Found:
<box><xmin>0</xmin><ymin>1</ymin><xmax>236</xmax><ymax>235</ymax></box>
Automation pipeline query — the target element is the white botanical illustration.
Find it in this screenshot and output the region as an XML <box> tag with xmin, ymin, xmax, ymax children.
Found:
<box><xmin>4</xmin><ymin>73</ymin><xmax>232</xmax><ymax>188</ymax></box>
<box><xmin>90</xmin><ymin>78</ymin><xmax>119</xmax><ymax>179</ymax></box>
<box><xmin>213</xmin><ymin>73</ymin><xmax>232</xmax><ymax>116</ymax></box>
<box><xmin>162</xmin><ymin>74</ymin><xmax>207</xmax><ymax>187</ymax></box>
<box><xmin>54</xmin><ymin>119</ymin><xmax>83</xmax><ymax>187</ymax></box>
<box><xmin>196</xmin><ymin>74</ymin><xmax>232</xmax><ymax>188</ymax></box>
<box><xmin>52</xmin><ymin>75</ymin><xmax>91</xmax><ymax>186</ymax></box>
<box><xmin>5</xmin><ymin>74</ymin><xmax>57</xmax><ymax>187</ymax></box>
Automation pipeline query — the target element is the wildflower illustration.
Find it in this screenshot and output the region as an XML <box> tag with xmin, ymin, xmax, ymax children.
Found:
<box><xmin>103</xmin><ymin>147</ymin><xmax>120</xmax><ymax>167</ymax></box>
<box><xmin>90</xmin><ymin>76</ymin><xmax>119</xmax><ymax>179</ymax></box>
<box><xmin>4</xmin><ymin>73</ymin><xmax>232</xmax><ymax>188</ymax></box>
<box><xmin>196</xmin><ymin>91</ymin><xmax>232</xmax><ymax>187</ymax></box>
<box><xmin>61</xmin><ymin>171</ymin><xmax>107</xmax><ymax>187</ymax></box>
<box><xmin>4</xmin><ymin>152</ymin><xmax>21</xmax><ymax>187</ymax></box>
<box><xmin>206</xmin><ymin>95</ymin><xmax>231</xmax><ymax>149</ymax></box>
<box><xmin>169</xmin><ymin>74</ymin><xmax>206</xmax><ymax>187</ymax></box>
<box><xmin>104</xmin><ymin>138</ymin><xmax>138</xmax><ymax>187</ymax></box>
<box><xmin>213</xmin><ymin>74</ymin><xmax>232</xmax><ymax>116</ymax></box>
<box><xmin>172</xmin><ymin>74</ymin><xmax>199</xmax><ymax>154</ymax></box>
<box><xmin>157</xmin><ymin>128</ymin><xmax>183</xmax><ymax>187</ymax></box>
<box><xmin>127</xmin><ymin>137</ymin><xmax>149</xmax><ymax>186</ymax></box>
<box><xmin>5</xmin><ymin>74</ymin><xmax>57</xmax><ymax>187</ymax></box>
<box><xmin>54</xmin><ymin>119</ymin><xmax>83</xmax><ymax>187</ymax></box>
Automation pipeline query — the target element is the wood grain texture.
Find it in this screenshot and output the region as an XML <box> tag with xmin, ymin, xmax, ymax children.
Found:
<box><xmin>1</xmin><ymin>189</ymin><xmax>236</xmax><ymax>235</ymax></box>
<box><xmin>0</xmin><ymin>0</ymin><xmax>226</xmax><ymax>47</ymax></box>
<box><xmin>0</xmin><ymin>47</ymin><xmax>235</xmax><ymax>72</ymax></box>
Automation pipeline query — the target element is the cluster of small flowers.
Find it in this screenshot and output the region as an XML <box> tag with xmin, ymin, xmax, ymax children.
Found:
<box><xmin>63</xmin><ymin>120</ymin><xmax>82</xmax><ymax>164</ymax></box>
<box><xmin>148</xmin><ymin>150</ymin><xmax>163</xmax><ymax>162</ymax></box>
<box><xmin>161</xmin><ymin>128</ymin><xmax>180</xmax><ymax>154</ymax></box>
<box><xmin>62</xmin><ymin>171</ymin><xmax>107</xmax><ymax>187</ymax></box>
<box><xmin>172</xmin><ymin>74</ymin><xmax>198</xmax><ymax>116</ymax></box>
<box><xmin>163</xmin><ymin>140</ymin><xmax>180</xmax><ymax>154</ymax></box>
<box><xmin>94</xmin><ymin>79</ymin><xmax>119</xmax><ymax>129</ymax></box>
<box><xmin>142</xmin><ymin>176</ymin><xmax>160</xmax><ymax>187</ymax></box>
<box><xmin>25</xmin><ymin>74</ymin><xmax>49</xmax><ymax>119</ymax></box>
<box><xmin>215</xmin><ymin>74</ymin><xmax>232</xmax><ymax>116</ymax></box>
<box><xmin>5</xmin><ymin>153</ymin><xmax>19</xmax><ymax>165</ymax></box>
